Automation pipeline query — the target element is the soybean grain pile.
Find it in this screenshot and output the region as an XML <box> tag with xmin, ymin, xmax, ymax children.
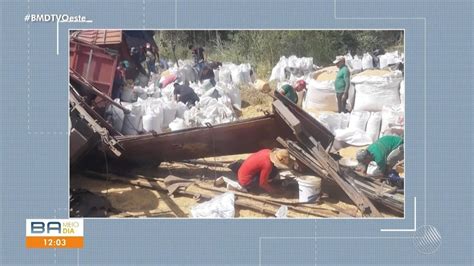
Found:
<box><xmin>239</xmin><ymin>86</ymin><xmax>274</xmax><ymax>119</ymax></box>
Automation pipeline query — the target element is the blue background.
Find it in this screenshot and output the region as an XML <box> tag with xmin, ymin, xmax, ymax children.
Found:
<box><xmin>1</xmin><ymin>0</ymin><xmax>472</xmax><ymax>265</ymax></box>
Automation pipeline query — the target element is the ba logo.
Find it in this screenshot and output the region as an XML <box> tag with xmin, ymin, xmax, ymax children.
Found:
<box><xmin>30</xmin><ymin>221</ymin><xmax>68</xmax><ymax>234</ymax></box>
<box><xmin>25</xmin><ymin>219</ymin><xmax>84</xmax><ymax>249</ymax></box>
<box><xmin>26</xmin><ymin>219</ymin><xmax>83</xmax><ymax>237</ymax></box>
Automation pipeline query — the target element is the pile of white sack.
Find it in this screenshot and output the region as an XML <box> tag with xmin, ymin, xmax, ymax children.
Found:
<box><xmin>215</xmin><ymin>63</ymin><xmax>254</xmax><ymax>86</ymax></box>
<box><xmin>269</xmin><ymin>55</ymin><xmax>316</xmax><ymax>82</ymax></box>
<box><xmin>310</xmin><ymin>68</ymin><xmax>405</xmax><ymax>146</ymax></box>
<box><xmin>105</xmin><ymin>72</ymin><xmax>240</xmax><ymax>136</ymax></box>
<box><xmin>316</xmin><ymin>111</ymin><xmax>381</xmax><ymax>146</ymax></box>
<box><xmin>345</xmin><ymin>51</ymin><xmax>404</xmax><ymax>71</ymax></box>
<box><xmin>379</xmin><ymin>51</ymin><xmax>404</xmax><ymax>69</ymax></box>
<box><xmin>344</xmin><ymin>52</ymin><xmax>375</xmax><ymax>72</ymax></box>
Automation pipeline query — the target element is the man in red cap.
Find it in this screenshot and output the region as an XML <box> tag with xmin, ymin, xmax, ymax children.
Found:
<box><xmin>294</xmin><ymin>80</ymin><xmax>307</xmax><ymax>107</ymax></box>
<box><xmin>277</xmin><ymin>80</ymin><xmax>306</xmax><ymax>104</ymax></box>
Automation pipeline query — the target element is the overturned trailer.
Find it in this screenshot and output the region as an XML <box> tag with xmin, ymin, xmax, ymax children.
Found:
<box><xmin>69</xmin><ymin>80</ymin><xmax>333</xmax><ymax>165</ymax></box>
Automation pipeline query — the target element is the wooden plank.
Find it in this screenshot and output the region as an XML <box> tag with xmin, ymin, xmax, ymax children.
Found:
<box><xmin>273</xmin><ymin>92</ymin><xmax>334</xmax><ymax>149</ymax></box>
<box><xmin>272</xmin><ymin>100</ymin><xmax>302</xmax><ymax>135</ymax></box>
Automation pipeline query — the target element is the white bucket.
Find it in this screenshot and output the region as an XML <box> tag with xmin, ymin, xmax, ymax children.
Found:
<box><xmin>297</xmin><ymin>175</ymin><xmax>322</xmax><ymax>203</ymax></box>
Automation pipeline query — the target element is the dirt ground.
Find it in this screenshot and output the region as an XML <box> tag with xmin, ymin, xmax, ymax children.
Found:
<box><xmin>70</xmin><ymin>159</ymin><xmax>366</xmax><ymax>218</ymax></box>
<box><xmin>71</xmin><ymin>153</ymin><xmax>400</xmax><ymax>218</ymax></box>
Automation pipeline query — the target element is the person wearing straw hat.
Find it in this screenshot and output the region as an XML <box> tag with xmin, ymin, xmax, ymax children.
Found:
<box><xmin>333</xmin><ymin>55</ymin><xmax>350</xmax><ymax>113</ymax></box>
<box><xmin>236</xmin><ymin>148</ymin><xmax>291</xmax><ymax>193</ymax></box>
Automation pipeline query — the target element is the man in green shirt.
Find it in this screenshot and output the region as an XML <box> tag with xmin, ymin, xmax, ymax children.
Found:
<box><xmin>278</xmin><ymin>82</ymin><xmax>303</xmax><ymax>104</ymax></box>
<box><xmin>333</xmin><ymin>56</ymin><xmax>350</xmax><ymax>113</ymax></box>
<box><xmin>356</xmin><ymin>135</ymin><xmax>404</xmax><ymax>176</ymax></box>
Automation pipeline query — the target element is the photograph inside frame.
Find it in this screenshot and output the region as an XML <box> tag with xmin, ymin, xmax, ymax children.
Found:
<box><xmin>68</xmin><ymin>30</ymin><xmax>405</xmax><ymax>219</ymax></box>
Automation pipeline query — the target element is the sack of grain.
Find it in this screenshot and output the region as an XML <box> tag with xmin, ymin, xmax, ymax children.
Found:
<box><xmin>349</xmin><ymin>111</ymin><xmax>370</xmax><ymax>131</ymax></box>
<box><xmin>352</xmin><ymin>70</ymin><xmax>403</xmax><ymax>112</ymax></box>
<box><xmin>366</xmin><ymin>112</ymin><xmax>382</xmax><ymax>142</ymax></box>
<box><xmin>345</xmin><ymin>84</ymin><xmax>356</xmax><ymax>112</ymax></box>
<box><xmin>303</xmin><ymin>79</ymin><xmax>338</xmax><ymax>112</ymax></box>
<box><xmin>230</xmin><ymin>63</ymin><xmax>252</xmax><ymax>85</ymax></box>
<box><xmin>142</xmin><ymin>113</ymin><xmax>163</xmax><ymax>133</ymax></box>
<box><xmin>334</xmin><ymin>127</ymin><xmax>373</xmax><ymax>146</ymax></box>
<box><xmin>169</xmin><ymin>118</ymin><xmax>186</xmax><ymax>131</ymax></box>
<box><xmin>353</xmin><ymin>83</ymin><xmax>400</xmax><ymax>112</ymax></box>
<box><xmin>122</xmin><ymin>104</ymin><xmax>144</xmax><ymax>135</ymax></box>
<box><xmin>270</xmin><ymin>56</ymin><xmax>314</xmax><ymax>82</ymax></box>
<box><xmin>379</xmin><ymin>51</ymin><xmax>402</xmax><ymax>69</ymax></box>
<box><xmin>317</xmin><ymin>112</ymin><xmax>350</xmax><ymax>134</ymax></box>
<box><xmin>177</xmin><ymin>65</ymin><xmax>197</xmax><ymax>84</ymax></box>
<box><xmin>350</xmin><ymin>55</ymin><xmax>363</xmax><ymax>73</ymax></box>
<box><xmin>105</xmin><ymin>99</ymin><xmax>125</xmax><ymax>132</ymax></box>
<box><xmin>380</xmin><ymin>104</ymin><xmax>404</xmax><ymax>137</ymax></box>
<box><xmin>161</xmin><ymin>100</ymin><xmax>178</xmax><ymax>128</ymax></box>
<box><xmin>216</xmin><ymin>83</ymin><xmax>241</xmax><ymax>110</ymax></box>
<box><xmin>218</xmin><ymin>65</ymin><xmax>233</xmax><ymax>84</ymax></box>
<box><xmin>121</xmin><ymin>86</ymin><xmax>137</xmax><ymax>102</ymax></box>
<box><xmin>269</xmin><ymin>58</ymin><xmax>287</xmax><ymax>82</ymax></box>
<box><xmin>362</xmin><ymin>53</ymin><xmax>373</xmax><ymax>70</ymax></box>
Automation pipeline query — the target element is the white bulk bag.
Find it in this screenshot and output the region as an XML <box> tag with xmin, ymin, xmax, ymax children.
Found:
<box><xmin>353</xmin><ymin>83</ymin><xmax>400</xmax><ymax>112</ymax></box>
<box><xmin>121</xmin><ymin>87</ymin><xmax>136</xmax><ymax>102</ymax></box>
<box><xmin>217</xmin><ymin>84</ymin><xmax>241</xmax><ymax>110</ymax></box>
<box><xmin>134</xmin><ymin>86</ymin><xmax>148</xmax><ymax>100</ymax></box>
<box><xmin>380</xmin><ymin>105</ymin><xmax>404</xmax><ymax>137</ymax></box>
<box><xmin>334</xmin><ymin>128</ymin><xmax>373</xmax><ymax>146</ymax></box>
<box><xmin>303</xmin><ymin>79</ymin><xmax>338</xmax><ymax>112</ymax></box>
<box><xmin>269</xmin><ymin>56</ymin><xmax>288</xmax><ymax>82</ymax></box>
<box><xmin>169</xmin><ymin>118</ymin><xmax>186</xmax><ymax>131</ymax></box>
<box><xmin>317</xmin><ymin>113</ymin><xmax>350</xmax><ymax>134</ymax></box>
<box><xmin>351</xmin><ymin>55</ymin><xmax>362</xmax><ymax>72</ymax></box>
<box><xmin>142</xmin><ymin>113</ymin><xmax>162</xmax><ymax>133</ymax></box>
<box><xmin>379</xmin><ymin>51</ymin><xmax>402</xmax><ymax>69</ymax></box>
<box><xmin>122</xmin><ymin>113</ymin><xmax>142</xmax><ymax>135</ymax></box>
<box><xmin>218</xmin><ymin>67</ymin><xmax>233</xmax><ymax>84</ymax></box>
<box><xmin>346</xmin><ymin>84</ymin><xmax>356</xmax><ymax>112</ymax></box>
<box><xmin>176</xmin><ymin>102</ymin><xmax>188</xmax><ymax>118</ymax></box>
<box><xmin>177</xmin><ymin>65</ymin><xmax>197</xmax><ymax>83</ymax></box>
<box><xmin>344</xmin><ymin>53</ymin><xmax>353</xmax><ymax>71</ymax></box>
<box><xmin>230</xmin><ymin>64</ymin><xmax>251</xmax><ymax>85</ymax></box>
<box><xmin>161</xmin><ymin>101</ymin><xmax>178</xmax><ymax>128</ymax></box>
<box><xmin>161</xmin><ymin>83</ymin><xmax>175</xmax><ymax>100</ymax></box>
<box><xmin>105</xmin><ymin>100</ymin><xmax>125</xmax><ymax>132</ymax></box>
<box><xmin>213</xmin><ymin>69</ymin><xmax>220</xmax><ymax>82</ymax></box>
<box><xmin>362</xmin><ymin>53</ymin><xmax>373</xmax><ymax>70</ymax></box>
<box><xmin>366</xmin><ymin>112</ymin><xmax>382</xmax><ymax>142</ymax></box>
<box><xmin>349</xmin><ymin>111</ymin><xmax>370</xmax><ymax>131</ymax></box>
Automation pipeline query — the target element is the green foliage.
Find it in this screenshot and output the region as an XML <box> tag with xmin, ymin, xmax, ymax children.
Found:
<box><xmin>155</xmin><ymin>30</ymin><xmax>403</xmax><ymax>78</ymax></box>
